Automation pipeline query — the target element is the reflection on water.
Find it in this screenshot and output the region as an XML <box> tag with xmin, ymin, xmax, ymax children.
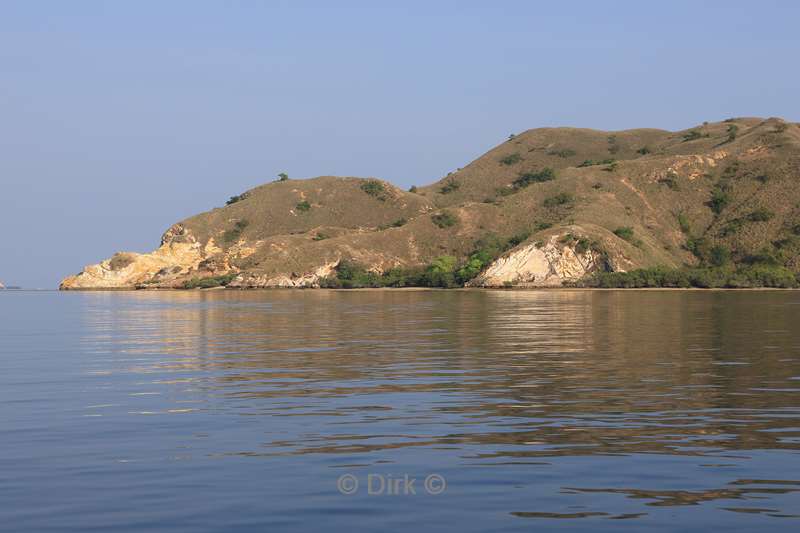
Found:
<box><xmin>2</xmin><ymin>289</ymin><xmax>800</xmax><ymax>531</ymax></box>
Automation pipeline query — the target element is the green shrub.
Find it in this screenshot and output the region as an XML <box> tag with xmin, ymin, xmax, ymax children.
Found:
<box><xmin>613</xmin><ymin>226</ymin><xmax>635</xmax><ymax>241</ymax></box>
<box><xmin>547</xmin><ymin>148</ymin><xmax>576</xmax><ymax>158</ymax></box>
<box><xmin>719</xmin><ymin>219</ymin><xmax>743</xmax><ymax>237</ymax></box>
<box><xmin>431</xmin><ymin>211</ymin><xmax>457</xmax><ymax>228</ymax></box>
<box><xmin>277</xmin><ymin>172</ymin><xmax>289</xmax><ymax>181</ymax></box>
<box><xmin>313</xmin><ymin>232</ymin><xmax>330</xmax><ymax>241</ymax></box>
<box><xmin>223</xmin><ymin>219</ymin><xmax>249</xmax><ymax>242</ymax></box>
<box><xmin>708</xmin><ymin>188</ymin><xmax>730</xmax><ymax>214</ymax></box>
<box><xmin>429</xmin><ymin>255</ymin><xmax>457</xmax><ymax>273</ymax></box>
<box><xmin>659</xmin><ymin>175</ymin><xmax>680</xmax><ymax>190</ymax></box>
<box><xmin>682</xmin><ymin>130</ymin><xmax>703</xmax><ymax>142</ymax></box>
<box><xmin>685</xmin><ymin>236</ymin><xmax>708</xmax><ymax>260</ymax></box>
<box><xmin>602</xmin><ymin>161</ymin><xmax>618</xmax><ymax>172</ymax></box>
<box><xmin>574</xmin><ymin>238</ymin><xmax>593</xmax><ymax>254</ymax></box>
<box><xmin>409</xmin><ymin>185</ymin><xmax>418</xmax><ymax>193</ymax></box>
<box><xmin>742</xmin><ymin>248</ymin><xmax>781</xmax><ymax>267</ymax></box>
<box><xmin>637</xmin><ymin>146</ymin><xmax>652</xmax><ymax>155</ymax></box>
<box><xmin>577</xmin><ymin>158</ymin><xmax>616</xmax><ymax>168</ymax></box>
<box><xmin>709</xmin><ymin>245</ymin><xmax>730</xmax><ymax>267</ymax></box>
<box><xmin>514</xmin><ymin>167</ymin><xmax>556</xmax><ymax>188</ymax></box>
<box><xmin>361</xmin><ymin>180</ymin><xmax>387</xmax><ymax>200</ymax></box>
<box><xmin>747</xmin><ymin>208</ymin><xmax>774</xmax><ymax>222</ymax></box>
<box><xmin>543</xmin><ymin>192</ymin><xmax>574</xmax><ymax>208</ymax></box>
<box><xmin>183</xmin><ymin>273</ymin><xmax>237</xmax><ymax>289</ymax></box>
<box><xmin>677</xmin><ymin>212</ymin><xmax>691</xmax><ymax>234</ymax></box>
<box><xmin>535</xmin><ymin>221</ymin><xmax>553</xmax><ymax>231</ymax></box>
<box><xmin>499</xmin><ymin>153</ymin><xmax>522</xmax><ymax>165</ymax></box>
<box><xmin>378</xmin><ymin>218</ymin><xmax>408</xmax><ymax>230</ymax></box>
<box><xmin>722</xmin><ymin>161</ymin><xmax>740</xmax><ymax>178</ymax></box>
<box><xmin>295</xmin><ymin>201</ymin><xmax>311</xmax><ymax>212</ymax></box>
<box><xmin>440</xmin><ymin>179</ymin><xmax>460</xmax><ymax>194</ymax></box>
<box><xmin>226</xmin><ymin>193</ymin><xmax>247</xmax><ymax>205</ymax></box>
<box><xmin>725</xmin><ymin>124</ymin><xmax>739</xmax><ymax>143</ymax></box>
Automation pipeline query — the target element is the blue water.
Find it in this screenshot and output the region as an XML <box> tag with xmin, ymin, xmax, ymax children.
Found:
<box><xmin>1</xmin><ymin>290</ymin><xmax>799</xmax><ymax>531</ymax></box>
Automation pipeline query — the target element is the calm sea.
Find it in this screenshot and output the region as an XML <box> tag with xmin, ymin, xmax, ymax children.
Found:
<box><xmin>2</xmin><ymin>290</ymin><xmax>799</xmax><ymax>531</ymax></box>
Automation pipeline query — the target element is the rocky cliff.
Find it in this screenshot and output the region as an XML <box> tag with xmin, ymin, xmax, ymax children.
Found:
<box><xmin>61</xmin><ymin>117</ymin><xmax>800</xmax><ymax>289</ymax></box>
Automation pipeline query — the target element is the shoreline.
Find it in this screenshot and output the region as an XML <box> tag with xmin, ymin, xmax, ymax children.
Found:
<box><xmin>54</xmin><ymin>286</ymin><xmax>800</xmax><ymax>293</ymax></box>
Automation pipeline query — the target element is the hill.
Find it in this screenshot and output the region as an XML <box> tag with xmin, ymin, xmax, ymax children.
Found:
<box><xmin>61</xmin><ymin>117</ymin><xmax>800</xmax><ymax>290</ymax></box>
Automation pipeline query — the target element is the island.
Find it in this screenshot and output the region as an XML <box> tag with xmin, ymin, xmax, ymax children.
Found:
<box><xmin>61</xmin><ymin>117</ymin><xmax>800</xmax><ymax>290</ymax></box>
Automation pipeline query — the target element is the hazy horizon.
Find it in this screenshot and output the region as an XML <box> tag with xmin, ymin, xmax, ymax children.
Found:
<box><xmin>1</xmin><ymin>1</ymin><xmax>798</xmax><ymax>288</ymax></box>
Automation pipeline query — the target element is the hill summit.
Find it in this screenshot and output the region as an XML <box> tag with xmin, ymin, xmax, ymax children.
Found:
<box><xmin>61</xmin><ymin>117</ymin><xmax>800</xmax><ymax>290</ymax></box>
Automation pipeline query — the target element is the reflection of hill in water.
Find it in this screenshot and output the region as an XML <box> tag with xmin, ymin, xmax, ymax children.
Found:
<box><xmin>79</xmin><ymin>290</ymin><xmax>800</xmax><ymax>458</ymax></box>
<box><xmin>77</xmin><ymin>290</ymin><xmax>800</xmax><ymax>517</ymax></box>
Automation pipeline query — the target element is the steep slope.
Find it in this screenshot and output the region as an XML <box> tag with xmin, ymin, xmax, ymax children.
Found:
<box><xmin>61</xmin><ymin>117</ymin><xmax>800</xmax><ymax>289</ymax></box>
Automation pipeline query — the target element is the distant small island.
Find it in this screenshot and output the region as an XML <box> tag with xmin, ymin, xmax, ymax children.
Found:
<box><xmin>61</xmin><ymin>117</ymin><xmax>800</xmax><ymax>290</ymax></box>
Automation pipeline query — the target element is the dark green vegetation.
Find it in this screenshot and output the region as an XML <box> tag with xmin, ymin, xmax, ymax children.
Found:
<box><xmin>658</xmin><ymin>173</ymin><xmax>680</xmax><ymax>190</ymax></box>
<box><xmin>360</xmin><ymin>180</ymin><xmax>387</xmax><ymax>200</ymax></box>
<box><xmin>513</xmin><ymin>167</ymin><xmax>556</xmax><ymax>189</ymax></box>
<box><xmin>320</xmin><ymin>232</ymin><xmax>531</xmax><ymax>288</ymax></box>
<box><xmin>499</xmin><ymin>153</ymin><xmax>522</xmax><ymax>166</ymax></box>
<box><xmin>378</xmin><ymin>218</ymin><xmax>407</xmax><ymax>230</ymax></box>
<box><xmin>439</xmin><ymin>179</ymin><xmax>460</xmax><ymax>194</ymax></box>
<box><xmin>222</xmin><ymin>220</ymin><xmax>249</xmax><ymax>243</ymax></box>
<box><xmin>226</xmin><ymin>193</ymin><xmax>247</xmax><ymax>206</ymax></box>
<box><xmin>726</xmin><ymin>124</ymin><xmax>739</xmax><ymax>143</ymax></box>
<box><xmin>547</xmin><ymin>148</ymin><xmax>576</xmax><ymax>158</ymax></box>
<box><xmin>578</xmin><ymin>158</ymin><xmax>615</xmax><ymax>167</ymax></box>
<box><xmin>582</xmin><ymin>264</ymin><xmax>798</xmax><ymax>289</ymax></box>
<box><xmin>431</xmin><ymin>211</ymin><xmax>458</xmax><ymax>228</ymax></box>
<box><xmin>613</xmin><ymin>226</ymin><xmax>635</xmax><ymax>241</ymax></box>
<box><xmin>543</xmin><ymin>192</ymin><xmax>574</xmax><ymax>208</ymax></box>
<box><xmin>295</xmin><ymin>201</ymin><xmax>311</xmax><ymax>212</ymax></box>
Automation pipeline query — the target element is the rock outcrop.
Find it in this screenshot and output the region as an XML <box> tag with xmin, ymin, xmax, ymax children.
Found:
<box><xmin>60</xmin><ymin>226</ymin><xmax>211</xmax><ymax>289</ymax></box>
<box><xmin>469</xmin><ymin>234</ymin><xmax>607</xmax><ymax>287</ymax></box>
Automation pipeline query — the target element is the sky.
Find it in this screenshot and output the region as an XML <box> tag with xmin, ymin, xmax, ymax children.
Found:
<box><xmin>1</xmin><ymin>1</ymin><xmax>798</xmax><ymax>288</ymax></box>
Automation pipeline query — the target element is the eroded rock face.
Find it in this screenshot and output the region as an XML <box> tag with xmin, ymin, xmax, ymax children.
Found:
<box><xmin>469</xmin><ymin>235</ymin><xmax>606</xmax><ymax>287</ymax></box>
<box><xmin>59</xmin><ymin>228</ymin><xmax>211</xmax><ymax>289</ymax></box>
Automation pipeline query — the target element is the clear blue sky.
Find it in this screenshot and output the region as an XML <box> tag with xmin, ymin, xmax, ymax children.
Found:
<box><xmin>1</xmin><ymin>1</ymin><xmax>798</xmax><ymax>288</ymax></box>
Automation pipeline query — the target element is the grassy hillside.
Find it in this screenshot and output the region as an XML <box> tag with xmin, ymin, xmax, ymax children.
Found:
<box><xmin>61</xmin><ymin>117</ymin><xmax>800</xmax><ymax>289</ymax></box>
